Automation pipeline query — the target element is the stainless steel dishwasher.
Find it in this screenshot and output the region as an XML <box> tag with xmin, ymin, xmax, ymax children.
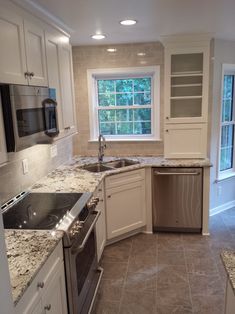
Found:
<box><xmin>152</xmin><ymin>167</ymin><xmax>203</xmax><ymax>233</ymax></box>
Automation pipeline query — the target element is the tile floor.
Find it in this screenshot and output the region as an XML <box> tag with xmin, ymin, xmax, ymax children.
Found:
<box><xmin>92</xmin><ymin>208</ymin><xmax>235</xmax><ymax>314</ymax></box>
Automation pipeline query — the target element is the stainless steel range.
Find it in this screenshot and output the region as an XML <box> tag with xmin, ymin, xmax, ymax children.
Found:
<box><xmin>2</xmin><ymin>191</ymin><xmax>103</xmax><ymax>314</ymax></box>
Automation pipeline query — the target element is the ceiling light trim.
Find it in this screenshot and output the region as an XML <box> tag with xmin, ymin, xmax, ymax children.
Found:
<box><xmin>120</xmin><ymin>19</ymin><xmax>137</xmax><ymax>26</ymax></box>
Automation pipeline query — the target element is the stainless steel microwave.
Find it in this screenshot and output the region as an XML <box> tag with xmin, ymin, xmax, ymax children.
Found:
<box><xmin>0</xmin><ymin>84</ymin><xmax>59</xmax><ymax>152</ymax></box>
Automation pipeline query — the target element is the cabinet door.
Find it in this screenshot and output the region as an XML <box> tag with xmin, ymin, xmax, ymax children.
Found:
<box><xmin>0</xmin><ymin>8</ymin><xmax>27</xmax><ymax>84</ymax></box>
<box><xmin>31</xmin><ymin>301</ymin><xmax>43</xmax><ymax>314</ymax></box>
<box><xmin>59</xmin><ymin>44</ymin><xmax>76</xmax><ymax>131</ymax></box>
<box><xmin>95</xmin><ymin>184</ymin><xmax>106</xmax><ymax>261</ymax></box>
<box><xmin>106</xmin><ymin>181</ymin><xmax>146</xmax><ymax>240</ymax></box>
<box><xmin>164</xmin><ymin>123</ymin><xmax>207</xmax><ymax>158</ymax></box>
<box><xmin>24</xmin><ymin>20</ymin><xmax>48</xmax><ymax>86</ymax></box>
<box><xmin>0</xmin><ymin>99</ymin><xmax>7</xmax><ymax>165</ymax></box>
<box><xmin>45</xmin><ymin>32</ymin><xmax>64</xmax><ymax>132</ymax></box>
<box><xmin>42</xmin><ymin>263</ymin><xmax>68</xmax><ymax>314</ymax></box>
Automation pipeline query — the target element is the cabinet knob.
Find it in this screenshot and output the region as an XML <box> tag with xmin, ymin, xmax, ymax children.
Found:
<box><xmin>29</xmin><ymin>72</ymin><xmax>34</xmax><ymax>78</ymax></box>
<box><xmin>165</xmin><ymin>129</ymin><xmax>169</xmax><ymax>132</ymax></box>
<box><xmin>107</xmin><ymin>195</ymin><xmax>111</xmax><ymax>199</ymax></box>
<box><xmin>166</xmin><ymin>116</ymin><xmax>169</xmax><ymax>120</ymax></box>
<box><xmin>64</xmin><ymin>126</ymin><xmax>71</xmax><ymax>130</ymax></box>
<box><xmin>44</xmin><ymin>304</ymin><xmax>51</xmax><ymax>311</ymax></box>
<box><xmin>24</xmin><ymin>72</ymin><xmax>29</xmax><ymax>79</ymax></box>
<box><xmin>37</xmin><ymin>281</ymin><xmax>44</xmax><ymax>289</ymax></box>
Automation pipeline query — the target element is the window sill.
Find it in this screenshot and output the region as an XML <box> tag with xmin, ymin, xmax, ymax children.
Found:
<box><xmin>216</xmin><ymin>171</ymin><xmax>235</xmax><ymax>182</ymax></box>
<box><xmin>89</xmin><ymin>138</ymin><xmax>162</xmax><ymax>143</ymax></box>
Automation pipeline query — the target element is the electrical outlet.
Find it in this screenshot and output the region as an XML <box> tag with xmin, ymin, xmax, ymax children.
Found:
<box><xmin>50</xmin><ymin>144</ymin><xmax>58</xmax><ymax>158</ymax></box>
<box><xmin>22</xmin><ymin>159</ymin><xmax>29</xmax><ymax>174</ymax></box>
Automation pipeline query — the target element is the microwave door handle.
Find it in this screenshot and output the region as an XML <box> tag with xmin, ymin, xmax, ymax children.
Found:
<box><xmin>42</xmin><ymin>98</ymin><xmax>59</xmax><ymax>137</ymax></box>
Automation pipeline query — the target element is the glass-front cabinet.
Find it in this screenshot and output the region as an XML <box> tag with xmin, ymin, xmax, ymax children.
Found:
<box><xmin>164</xmin><ymin>47</ymin><xmax>209</xmax><ymax>124</ymax></box>
<box><xmin>162</xmin><ymin>35</ymin><xmax>211</xmax><ymax>158</ymax></box>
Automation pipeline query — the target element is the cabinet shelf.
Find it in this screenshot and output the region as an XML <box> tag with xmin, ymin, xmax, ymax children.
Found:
<box><xmin>171</xmin><ymin>71</ymin><xmax>203</xmax><ymax>78</ymax></box>
<box><xmin>171</xmin><ymin>84</ymin><xmax>202</xmax><ymax>88</ymax></box>
<box><xmin>170</xmin><ymin>96</ymin><xmax>202</xmax><ymax>100</ymax></box>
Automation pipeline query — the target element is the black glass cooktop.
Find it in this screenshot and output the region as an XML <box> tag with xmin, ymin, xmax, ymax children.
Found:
<box><xmin>3</xmin><ymin>193</ymin><xmax>83</xmax><ymax>230</ymax></box>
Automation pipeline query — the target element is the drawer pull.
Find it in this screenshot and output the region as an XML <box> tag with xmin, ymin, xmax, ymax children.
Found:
<box><xmin>44</xmin><ymin>304</ymin><xmax>51</xmax><ymax>311</ymax></box>
<box><xmin>37</xmin><ymin>281</ymin><xmax>44</xmax><ymax>289</ymax></box>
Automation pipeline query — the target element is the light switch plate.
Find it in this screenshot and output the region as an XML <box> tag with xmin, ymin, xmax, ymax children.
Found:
<box><xmin>22</xmin><ymin>159</ymin><xmax>29</xmax><ymax>174</ymax></box>
<box><xmin>50</xmin><ymin>144</ymin><xmax>58</xmax><ymax>158</ymax></box>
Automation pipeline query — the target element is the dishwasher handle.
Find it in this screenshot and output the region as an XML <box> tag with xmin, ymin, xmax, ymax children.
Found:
<box><xmin>154</xmin><ymin>171</ymin><xmax>200</xmax><ymax>176</ymax></box>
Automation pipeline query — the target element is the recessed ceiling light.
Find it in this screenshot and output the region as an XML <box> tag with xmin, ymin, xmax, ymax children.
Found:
<box><xmin>107</xmin><ymin>48</ymin><xmax>117</xmax><ymax>52</ymax></box>
<box><xmin>137</xmin><ymin>52</ymin><xmax>146</xmax><ymax>56</ymax></box>
<box><xmin>120</xmin><ymin>19</ymin><xmax>137</xmax><ymax>26</ymax></box>
<box><xmin>91</xmin><ymin>34</ymin><xmax>106</xmax><ymax>40</ymax></box>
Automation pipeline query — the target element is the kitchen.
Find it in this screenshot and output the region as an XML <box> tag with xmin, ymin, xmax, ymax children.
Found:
<box><xmin>0</xmin><ymin>0</ymin><xmax>235</xmax><ymax>313</ymax></box>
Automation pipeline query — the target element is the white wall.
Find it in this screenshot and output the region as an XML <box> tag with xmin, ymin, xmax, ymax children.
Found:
<box><xmin>0</xmin><ymin>212</ymin><xmax>14</xmax><ymax>313</ymax></box>
<box><xmin>210</xmin><ymin>39</ymin><xmax>235</xmax><ymax>212</ymax></box>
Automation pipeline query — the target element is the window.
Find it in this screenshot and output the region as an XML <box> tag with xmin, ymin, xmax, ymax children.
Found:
<box><xmin>87</xmin><ymin>67</ymin><xmax>160</xmax><ymax>141</ymax></box>
<box><xmin>219</xmin><ymin>65</ymin><xmax>235</xmax><ymax>178</ymax></box>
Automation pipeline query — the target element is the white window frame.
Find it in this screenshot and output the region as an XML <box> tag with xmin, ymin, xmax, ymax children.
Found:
<box><xmin>87</xmin><ymin>66</ymin><xmax>160</xmax><ymax>141</ymax></box>
<box><xmin>217</xmin><ymin>64</ymin><xmax>235</xmax><ymax>181</ymax></box>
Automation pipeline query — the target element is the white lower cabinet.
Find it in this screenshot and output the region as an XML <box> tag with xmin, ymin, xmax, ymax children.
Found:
<box><xmin>105</xmin><ymin>169</ymin><xmax>146</xmax><ymax>240</ymax></box>
<box><xmin>15</xmin><ymin>241</ymin><xmax>67</xmax><ymax>314</ymax></box>
<box><xmin>94</xmin><ymin>182</ymin><xmax>106</xmax><ymax>262</ymax></box>
<box><xmin>164</xmin><ymin>123</ymin><xmax>207</xmax><ymax>158</ymax></box>
<box><xmin>225</xmin><ymin>279</ymin><xmax>235</xmax><ymax>314</ymax></box>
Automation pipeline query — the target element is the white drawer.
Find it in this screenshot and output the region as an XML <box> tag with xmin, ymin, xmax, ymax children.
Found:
<box><xmin>105</xmin><ymin>169</ymin><xmax>145</xmax><ymax>189</ymax></box>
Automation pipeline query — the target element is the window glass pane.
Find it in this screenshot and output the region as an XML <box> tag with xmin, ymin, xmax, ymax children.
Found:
<box><xmin>222</xmin><ymin>99</ymin><xmax>233</xmax><ymax>122</ymax></box>
<box><xmin>116</xmin><ymin>93</ymin><xmax>133</xmax><ymax>106</ymax></box>
<box><xmin>98</xmin><ymin>80</ymin><xmax>115</xmax><ymax>93</ymax></box>
<box><xmin>116</xmin><ymin>79</ymin><xmax>133</xmax><ymax>92</ymax></box>
<box><xmin>223</xmin><ymin>75</ymin><xmax>233</xmax><ymax>99</ymax></box>
<box><xmin>98</xmin><ymin>110</ymin><xmax>115</xmax><ymax>122</ymax></box>
<box><xmin>133</xmin><ymin>78</ymin><xmax>151</xmax><ymax>92</ymax></box>
<box><xmin>98</xmin><ymin>93</ymin><xmax>115</xmax><ymax>106</ymax></box>
<box><xmin>220</xmin><ymin>125</ymin><xmax>234</xmax><ymax>171</ymax></box>
<box><xmin>99</xmin><ymin>122</ymin><xmax>116</xmax><ymax>135</ymax></box>
<box><xmin>134</xmin><ymin>108</ymin><xmax>151</xmax><ymax>121</ymax></box>
<box><xmin>117</xmin><ymin>122</ymin><xmax>133</xmax><ymax>134</ymax></box>
<box><xmin>134</xmin><ymin>92</ymin><xmax>151</xmax><ymax>105</ymax></box>
<box><xmin>116</xmin><ymin>109</ymin><xmax>133</xmax><ymax>121</ymax></box>
<box><xmin>134</xmin><ymin>122</ymin><xmax>151</xmax><ymax>134</ymax></box>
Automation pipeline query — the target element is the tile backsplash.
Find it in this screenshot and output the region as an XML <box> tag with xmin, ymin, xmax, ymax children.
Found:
<box><xmin>0</xmin><ymin>136</ymin><xmax>73</xmax><ymax>204</ymax></box>
<box><xmin>72</xmin><ymin>42</ymin><xmax>164</xmax><ymax>156</ymax></box>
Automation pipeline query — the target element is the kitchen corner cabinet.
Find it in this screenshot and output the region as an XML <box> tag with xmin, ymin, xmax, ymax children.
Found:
<box><xmin>162</xmin><ymin>35</ymin><xmax>211</xmax><ymax>158</ymax></box>
<box><xmin>105</xmin><ymin>169</ymin><xmax>146</xmax><ymax>240</ymax></box>
<box><xmin>0</xmin><ymin>8</ymin><xmax>47</xmax><ymax>86</ymax></box>
<box><xmin>15</xmin><ymin>241</ymin><xmax>68</xmax><ymax>314</ymax></box>
<box><xmin>94</xmin><ymin>182</ymin><xmax>106</xmax><ymax>261</ymax></box>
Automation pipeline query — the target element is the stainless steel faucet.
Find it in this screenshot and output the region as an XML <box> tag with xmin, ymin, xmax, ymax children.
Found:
<box><xmin>98</xmin><ymin>134</ymin><xmax>106</xmax><ymax>163</ymax></box>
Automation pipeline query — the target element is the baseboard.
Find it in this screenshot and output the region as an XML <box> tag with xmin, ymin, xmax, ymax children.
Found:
<box><xmin>210</xmin><ymin>200</ymin><xmax>235</xmax><ymax>216</ymax></box>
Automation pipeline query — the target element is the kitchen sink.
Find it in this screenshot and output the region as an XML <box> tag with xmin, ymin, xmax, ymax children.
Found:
<box><xmin>105</xmin><ymin>159</ymin><xmax>139</xmax><ymax>168</ymax></box>
<box><xmin>80</xmin><ymin>159</ymin><xmax>139</xmax><ymax>173</ymax></box>
<box><xmin>80</xmin><ymin>163</ymin><xmax>113</xmax><ymax>173</ymax></box>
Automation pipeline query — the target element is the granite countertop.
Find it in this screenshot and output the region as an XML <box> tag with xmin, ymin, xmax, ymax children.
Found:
<box><xmin>221</xmin><ymin>251</ymin><xmax>235</xmax><ymax>293</ymax></box>
<box><xmin>31</xmin><ymin>156</ymin><xmax>211</xmax><ymax>193</ymax></box>
<box><xmin>5</xmin><ymin>229</ymin><xmax>64</xmax><ymax>306</ymax></box>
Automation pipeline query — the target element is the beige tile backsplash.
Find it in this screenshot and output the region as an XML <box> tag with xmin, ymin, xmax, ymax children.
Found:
<box><xmin>72</xmin><ymin>42</ymin><xmax>164</xmax><ymax>156</ymax></box>
<box><xmin>0</xmin><ymin>136</ymin><xmax>73</xmax><ymax>204</ymax></box>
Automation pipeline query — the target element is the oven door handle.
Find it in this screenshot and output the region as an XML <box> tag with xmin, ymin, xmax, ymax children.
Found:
<box><xmin>73</xmin><ymin>210</ymin><xmax>101</xmax><ymax>254</ymax></box>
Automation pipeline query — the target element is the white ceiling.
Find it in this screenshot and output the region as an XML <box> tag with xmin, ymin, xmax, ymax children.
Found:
<box><xmin>16</xmin><ymin>0</ymin><xmax>235</xmax><ymax>45</ymax></box>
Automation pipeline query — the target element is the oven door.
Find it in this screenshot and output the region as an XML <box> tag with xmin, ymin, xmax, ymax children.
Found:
<box><xmin>64</xmin><ymin>211</ymin><xmax>103</xmax><ymax>314</ymax></box>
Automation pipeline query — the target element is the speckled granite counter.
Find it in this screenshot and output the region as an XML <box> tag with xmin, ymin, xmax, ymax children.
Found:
<box><xmin>5</xmin><ymin>229</ymin><xmax>64</xmax><ymax>305</ymax></box>
<box><xmin>31</xmin><ymin>156</ymin><xmax>211</xmax><ymax>193</ymax></box>
<box><xmin>221</xmin><ymin>251</ymin><xmax>235</xmax><ymax>294</ymax></box>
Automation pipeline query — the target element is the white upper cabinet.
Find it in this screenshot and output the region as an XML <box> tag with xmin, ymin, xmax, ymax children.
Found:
<box><xmin>164</xmin><ymin>46</ymin><xmax>209</xmax><ymax>124</ymax></box>
<box><xmin>59</xmin><ymin>44</ymin><xmax>76</xmax><ymax>131</ymax></box>
<box><xmin>24</xmin><ymin>20</ymin><xmax>48</xmax><ymax>86</ymax></box>
<box><xmin>45</xmin><ymin>31</ymin><xmax>64</xmax><ymax>131</ymax></box>
<box><xmin>0</xmin><ymin>8</ymin><xmax>27</xmax><ymax>84</ymax></box>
